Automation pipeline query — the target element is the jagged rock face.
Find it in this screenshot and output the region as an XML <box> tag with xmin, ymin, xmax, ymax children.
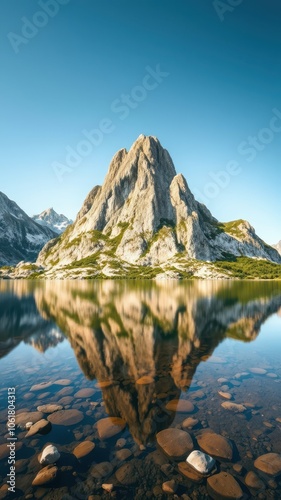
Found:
<box><xmin>37</xmin><ymin>135</ymin><xmax>281</xmax><ymax>269</ymax></box>
<box><xmin>273</xmin><ymin>240</ymin><xmax>281</xmax><ymax>255</ymax></box>
<box><xmin>0</xmin><ymin>192</ymin><xmax>57</xmax><ymax>267</ymax></box>
<box><xmin>32</xmin><ymin>208</ymin><xmax>72</xmax><ymax>234</ymax></box>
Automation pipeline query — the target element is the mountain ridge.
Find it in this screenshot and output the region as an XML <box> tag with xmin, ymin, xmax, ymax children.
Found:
<box><xmin>32</xmin><ymin>207</ymin><xmax>72</xmax><ymax>234</ymax></box>
<box><xmin>0</xmin><ymin>191</ymin><xmax>57</xmax><ymax>267</ymax></box>
<box><xmin>34</xmin><ymin>135</ymin><xmax>280</xmax><ymax>278</ymax></box>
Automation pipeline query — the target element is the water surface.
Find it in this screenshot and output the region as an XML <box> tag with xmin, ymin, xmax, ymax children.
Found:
<box><xmin>0</xmin><ymin>280</ymin><xmax>281</xmax><ymax>499</ymax></box>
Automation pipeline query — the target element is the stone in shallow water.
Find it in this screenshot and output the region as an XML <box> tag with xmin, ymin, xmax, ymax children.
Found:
<box><xmin>221</xmin><ymin>402</ymin><xmax>246</xmax><ymax>413</ymax></box>
<box><xmin>136</xmin><ymin>375</ymin><xmax>154</xmax><ymax>385</ymax></box>
<box><xmin>218</xmin><ymin>391</ymin><xmax>232</xmax><ymax>400</ymax></box>
<box><xmin>178</xmin><ymin>461</ymin><xmax>204</xmax><ymax>483</ymax></box>
<box><xmin>37</xmin><ymin>404</ymin><xmax>63</xmax><ymax>413</ymax></box>
<box><xmin>156</xmin><ymin>428</ymin><xmax>193</xmax><ymax>460</ymax></box>
<box><xmin>182</xmin><ymin>417</ymin><xmax>199</xmax><ymax>429</ymax></box>
<box><xmin>197</xmin><ymin>431</ymin><xmax>233</xmax><ymax>461</ymax></box>
<box><xmin>254</xmin><ymin>453</ymin><xmax>281</xmax><ymax>476</ymax></box>
<box><xmin>25</xmin><ymin>419</ymin><xmax>51</xmax><ymax>437</ymax></box>
<box><xmin>245</xmin><ymin>471</ymin><xmax>265</xmax><ymax>490</ymax></box>
<box><xmin>207</xmin><ymin>472</ymin><xmax>243</xmax><ymax>499</ymax></box>
<box><xmin>165</xmin><ymin>399</ymin><xmax>194</xmax><ymax>413</ymax></box>
<box><xmin>162</xmin><ymin>479</ymin><xmax>177</xmax><ymax>493</ymax></box>
<box><xmin>91</xmin><ymin>462</ymin><xmax>113</xmax><ymax>479</ymax></box>
<box><xmin>116</xmin><ymin>448</ymin><xmax>132</xmax><ymax>461</ymax></box>
<box><xmin>115</xmin><ymin>462</ymin><xmax>138</xmax><ymax>485</ymax></box>
<box><xmin>15</xmin><ymin>411</ymin><xmax>44</xmax><ymax>427</ymax></box>
<box><xmin>73</xmin><ymin>440</ymin><xmax>95</xmax><ymax>459</ymax></box>
<box><xmin>102</xmin><ymin>484</ymin><xmax>114</xmax><ymax>493</ymax></box>
<box><xmin>47</xmin><ymin>409</ymin><xmax>84</xmax><ymax>426</ymax></box>
<box><xmin>249</xmin><ymin>368</ymin><xmax>267</xmax><ymax>375</ymax></box>
<box><xmin>39</xmin><ymin>444</ymin><xmax>60</xmax><ymax>465</ymax></box>
<box><xmin>186</xmin><ymin>450</ymin><xmax>216</xmax><ymax>475</ymax></box>
<box><xmin>32</xmin><ymin>465</ymin><xmax>58</xmax><ymax>486</ymax></box>
<box><xmin>74</xmin><ymin>388</ymin><xmax>95</xmax><ymax>398</ymax></box>
<box><xmin>97</xmin><ymin>417</ymin><xmax>126</xmax><ymax>439</ymax></box>
<box><xmin>30</xmin><ymin>381</ymin><xmax>53</xmax><ymax>391</ymax></box>
<box><xmin>54</xmin><ymin>378</ymin><xmax>72</xmax><ymax>386</ymax></box>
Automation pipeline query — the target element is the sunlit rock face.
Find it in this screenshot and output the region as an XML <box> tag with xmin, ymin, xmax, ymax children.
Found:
<box><xmin>37</xmin><ymin>135</ymin><xmax>280</xmax><ymax>273</ymax></box>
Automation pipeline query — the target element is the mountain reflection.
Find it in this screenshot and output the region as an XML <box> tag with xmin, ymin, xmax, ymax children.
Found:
<box><xmin>1</xmin><ymin>280</ymin><xmax>281</xmax><ymax>444</ymax></box>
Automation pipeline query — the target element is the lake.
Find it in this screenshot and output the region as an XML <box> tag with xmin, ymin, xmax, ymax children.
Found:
<box><xmin>0</xmin><ymin>280</ymin><xmax>281</xmax><ymax>499</ymax></box>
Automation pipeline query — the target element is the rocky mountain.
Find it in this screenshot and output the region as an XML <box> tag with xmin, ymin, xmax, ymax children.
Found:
<box><xmin>273</xmin><ymin>240</ymin><xmax>281</xmax><ymax>255</ymax></box>
<box><xmin>32</xmin><ymin>207</ymin><xmax>72</xmax><ymax>234</ymax></box>
<box><xmin>35</xmin><ymin>135</ymin><xmax>280</xmax><ymax>279</ymax></box>
<box><xmin>0</xmin><ymin>192</ymin><xmax>57</xmax><ymax>267</ymax></box>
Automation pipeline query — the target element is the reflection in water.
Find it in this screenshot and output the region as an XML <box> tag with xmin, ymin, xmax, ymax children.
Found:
<box><xmin>1</xmin><ymin>280</ymin><xmax>281</xmax><ymax>445</ymax></box>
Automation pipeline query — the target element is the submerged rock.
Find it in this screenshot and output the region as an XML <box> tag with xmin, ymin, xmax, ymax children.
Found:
<box><xmin>221</xmin><ymin>402</ymin><xmax>246</xmax><ymax>413</ymax></box>
<box><xmin>156</xmin><ymin>428</ymin><xmax>193</xmax><ymax>460</ymax></box>
<box><xmin>47</xmin><ymin>409</ymin><xmax>84</xmax><ymax>426</ymax></box>
<box><xmin>186</xmin><ymin>450</ymin><xmax>215</xmax><ymax>475</ymax></box>
<box><xmin>254</xmin><ymin>453</ymin><xmax>281</xmax><ymax>476</ymax></box>
<box><xmin>25</xmin><ymin>419</ymin><xmax>51</xmax><ymax>437</ymax></box>
<box><xmin>207</xmin><ymin>472</ymin><xmax>243</xmax><ymax>499</ymax></box>
<box><xmin>37</xmin><ymin>404</ymin><xmax>63</xmax><ymax>413</ymax></box>
<box><xmin>73</xmin><ymin>440</ymin><xmax>95</xmax><ymax>459</ymax></box>
<box><xmin>39</xmin><ymin>444</ymin><xmax>60</xmax><ymax>465</ymax></box>
<box><xmin>197</xmin><ymin>431</ymin><xmax>233</xmax><ymax>461</ymax></box>
<box><xmin>97</xmin><ymin>417</ymin><xmax>126</xmax><ymax>439</ymax></box>
<box><xmin>32</xmin><ymin>465</ymin><xmax>58</xmax><ymax>486</ymax></box>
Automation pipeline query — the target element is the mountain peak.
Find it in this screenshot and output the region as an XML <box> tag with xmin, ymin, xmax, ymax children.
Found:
<box><xmin>36</xmin><ymin>136</ymin><xmax>281</xmax><ymax>274</ymax></box>
<box><xmin>32</xmin><ymin>208</ymin><xmax>72</xmax><ymax>234</ymax></box>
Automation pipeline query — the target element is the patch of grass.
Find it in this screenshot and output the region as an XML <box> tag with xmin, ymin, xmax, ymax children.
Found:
<box><xmin>214</xmin><ymin>256</ymin><xmax>281</xmax><ymax>279</ymax></box>
<box><xmin>217</xmin><ymin>220</ymin><xmax>246</xmax><ymax>239</ymax></box>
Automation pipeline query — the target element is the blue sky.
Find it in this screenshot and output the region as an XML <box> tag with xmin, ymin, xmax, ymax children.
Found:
<box><xmin>1</xmin><ymin>0</ymin><xmax>280</xmax><ymax>243</ymax></box>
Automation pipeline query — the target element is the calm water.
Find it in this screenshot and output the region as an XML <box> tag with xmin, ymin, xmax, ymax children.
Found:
<box><xmin>0</xmin><ymin>280</ymin><xmax>281</xmax><ymax>499</ymax></box>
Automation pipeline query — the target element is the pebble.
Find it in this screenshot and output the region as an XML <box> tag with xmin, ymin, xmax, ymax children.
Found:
<box><xmin>115</xmin><ymin>462</ymin><xmax>138</xmax><ymax>485</ymax></box>
<box><xmin>186</xmin><ymin>450</ymin><xmax>215</xmax><ymax>474</ymax></box>
<box><xmin>25</xmin><ymin>419</ymin><xmax>51</xmax><ymax>437</ymax></box>
<box><xmin>73</xmin><ymin>440</ymin><xmax>95</xmax><ymax>459</ymax></box>
<box><xmin>162</xmin><ymin>479</ymin><xmax>177</xmax><ymax>493</ymax></box>
<box><xmin>102</xmin><ymin>484</ymin><xmax>113</xmax><ymax>493</ymax></box>
<box><xmin>207</xmin><ymin>472</ymin><xmax>243</xmax><ymax>499</ymax></box>
<box><xmin>156</xmin><ymin>428</ymin><xmax>193</xmax><ymax>459</ymax></box>
<box><xmin>74</xmin><ymin>388</ymin><xmax>95</xmax><ymax>398</ymax></box>
<box><xmin>30</xmin><ymin>381</ymin><xmax>53</xmax><ymax>391</ymax></box>
<box><xmin>254</xmin><ymin>453</ymin><xmax>281</xmax><ymax>476</ymax></box>
<box><xmin>15</xmin><ymin>411</ymin><xmax>43</xmax><ymax>427</ymax></box>
<box><xmin>221</xmin><ymin>402</ymin><xmax>246</xmax><ymax>413</ymax></box>
<box><xmin>91</xmin><ymin>462</ymin><xmax>113</xmax><ymax>479</ymax></box>
<box><xmin>39</xmin><ymin>444</ymin><xmax>60</xmax><ymax>465</ymax></box>
<box><xmin>182</xmin><ymin>417</ymin><xmax>199</xmax><ymax>429</ymax></box>
<box><xmin>249</xmin><ymin>368</ymin><xmax>267</xmax><ymax>375</ymax></box>
<box><xmin>116</xmin><ymin>438</ymin><xmax>126</xmax><ymax>448</ymax></box>
<box><xmin>37</xmin><ymin>404</ymin><xmax>63</xmax><ymax>413</ymax></box>
<box><xmin>218</xmin><ymin>391</ymin><xmax>232</xmax><ymax>400</ymax></box>
<box><xmin>197</xmin><ymin>431</ymin><xmax>233</xmax><ymax>461</ymax></box>
<box><xmin>116</xmin><ymin>448</ymin><xmax>132</xmax><ymax>461</ymax></box>
<box><xmin>47</xmin><ymin>409</ymin><xmax>84</xmax><ymax>426</ymax></box>
<box><xmin>245</xmin><ymin>471</ymin><xmax>265</xmax><ymax>490</ymax></box>
<box><xmin>32</xmin><ymin>465</ymin><xmax>58</xmax><ymax>486</ymax></box>
<box><xmin>178</xmin><ymin>461</ymin><xmax>204</xmax><ymax>483</ymax></box>
<box><xmin>97</xmin><ymin>417</ymin><xmax>126</xmax><ymax>439</ymax></box>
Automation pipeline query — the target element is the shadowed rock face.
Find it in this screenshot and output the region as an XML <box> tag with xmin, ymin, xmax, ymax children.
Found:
<box><xmin>1</xmin><ymin>280</ymin><xmax>281</xmax><ymax>444</ymax></box>
<box><xmin>37</xmin><ymin>135</ymin><xmax>280</xmax><ymax>271</ymax></box>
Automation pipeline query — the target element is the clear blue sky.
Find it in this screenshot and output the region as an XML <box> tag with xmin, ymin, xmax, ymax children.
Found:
<box><xmin>1</xmin><ymin>0</ymin><xmax>280</xmax><ymax>243</ymax></box>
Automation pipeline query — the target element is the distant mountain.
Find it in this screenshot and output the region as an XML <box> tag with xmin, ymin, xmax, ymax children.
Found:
<box><xmin>32</xmin><ymin>208</ymin><xmax>72</xmax><ymax>234</ymax></box>
<box><xmin>0</xmin><ymin>192</ymin><xmax>56</xmax><ymax>267</ymax></box>
<box><xmin>35</xmin><ymin>135</ymin><xmax>281</xmax><ymax>278</ymax></box>
<box><xmin>273</xmin><ymin>240</ymin><xmax>281</xmax><ymax>255</ymax></box>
